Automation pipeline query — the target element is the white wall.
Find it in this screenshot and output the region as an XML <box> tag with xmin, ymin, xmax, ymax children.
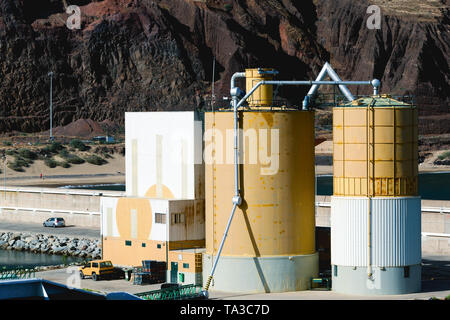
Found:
<box><xmin>125</xmin><ymin>112</ymin><xmax>203</xmax><ymax>200</ymax></box>
<box><xmin>100</xmin><ymin>196</ymin><xmax>169</xmax><ymax>242</ymax></box>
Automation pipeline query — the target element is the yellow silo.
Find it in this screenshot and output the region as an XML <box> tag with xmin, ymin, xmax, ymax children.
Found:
<box><xmin>245</xmin><ymin>68</ymin><xmax>276</xmax><ymax>107</ymax></box>
<box><xmin>203</xmin><ymin>109</ymin><xmax>318</xmax><ymax>293</ymax></box>
<box><xmin>333</xmin><ymin>95</ymin><xmax>418</xmax><ymax>197</ymax></box>
<box><xmin>331</xmin><ymin>95</ymin><xmax>421</xmax><ymax>295</ymax></box>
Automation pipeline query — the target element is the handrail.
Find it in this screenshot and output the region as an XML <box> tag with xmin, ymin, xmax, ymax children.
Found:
<box><xmin>315</xmin><ymin>201</ymin><xmax>450</xmax><ymax>213</ymax></box>
<box><xmin>0</xmin><ymin>186</ymin><xmax>124</xmax><ymax>197</ymax></box>
<box><xmin>0</xmin><ymin>206</ymin><xmax>100</xmax><ymax>215</ymax></box>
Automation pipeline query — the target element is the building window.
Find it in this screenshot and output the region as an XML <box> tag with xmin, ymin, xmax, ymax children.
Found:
<box><xmin>142</xmin><ymin>243</ymin><xmax>146</xmax><ymax>248</ymax></box>
<box><xmin>183</xmin><ymin>263</ymin><xmax>189</xmax><ymax>269</ymax></box>
<box><xmin>125</xmin><ymin>240</ymin><xmax>132</xmax><ymax>246</ymax></box>
<box><xmin>334</xmin><ymin>265</ymin><xmax>338</xmax><ymax>277</ymax></box>
<box><xmin>157</xmin><ymin>244</ymin><xmax>161</xmax><ymax>249</ymax></box>
<box><xmin>171</xmin><ymin>213</ymin><xmax>185</xmax><ymax>225</ymax></box>
<box><xmin>155</xmin><ymin>213</ymin><xmax>166</xmax><ymax>224</ymax></box>
<box><xmin>404</xmin><ymin>266</ymin><xmax>410</xmax><ymax>278</ymax></box>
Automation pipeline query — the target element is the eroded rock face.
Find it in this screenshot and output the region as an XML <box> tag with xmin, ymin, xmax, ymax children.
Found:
<box><xmin>0</xmin><ymin>0</ymin><xmax>447</xmax><ymax>133</ymax></box>
<box><xmin>314</xmin><ymin>0</ymin><xmax>449</xmax><ymax>115</ymax></box>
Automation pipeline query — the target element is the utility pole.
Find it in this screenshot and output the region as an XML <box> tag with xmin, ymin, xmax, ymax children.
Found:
<box><xmin>48</xmin><ymin>72</ymin><xmax>54</xmax><ymax>141</ymax></box>
<box><xmin>2</xmin><ymin>154</ymin><xmax>6</xmax><ymax>201</ymax></box>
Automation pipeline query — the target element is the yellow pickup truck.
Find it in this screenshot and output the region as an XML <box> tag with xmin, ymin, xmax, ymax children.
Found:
<box><xmin>79</xmin><ymin>260</ymin><xmax>115</xmax><ymax>281</ymax></box>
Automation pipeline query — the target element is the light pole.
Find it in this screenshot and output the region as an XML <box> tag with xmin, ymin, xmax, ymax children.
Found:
<box><xmin>2</xmin><ymin>155</ymin><xmax>6</xmax><ymax>201</ymax></box>
<box><xmin>48</xmin><ymin>71</ymin><xmax>54</xmax><ymax>141</ymax></box>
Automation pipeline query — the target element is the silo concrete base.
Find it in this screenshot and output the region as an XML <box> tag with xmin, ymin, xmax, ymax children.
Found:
<box><xmin>202</xmin><ymin>252</ymin><xmax>318</xmax><ymax>293</ymax></box>
<box><xmin>332</xmin><ymin>264</ymin><xmax>421</xmax><ymax>295</ymax></box>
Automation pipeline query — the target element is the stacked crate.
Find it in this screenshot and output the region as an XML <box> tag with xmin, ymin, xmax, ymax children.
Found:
<box><xmin>133</xmin><ymin>261</ymin><xmax>167</xmax><ymax>285</ymax></box>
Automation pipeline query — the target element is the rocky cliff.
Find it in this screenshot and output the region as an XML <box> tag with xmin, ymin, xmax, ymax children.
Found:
<box><xmin>0</xmin><ymin>0</ymin><xmax>448</xmax><ymax>133</ymax></box>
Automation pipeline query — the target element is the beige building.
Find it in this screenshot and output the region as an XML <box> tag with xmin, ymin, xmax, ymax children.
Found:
<box><xmin>101</xmin><ymin>112</ymin><xmax>205</xmax><ymax>285</ymax></box>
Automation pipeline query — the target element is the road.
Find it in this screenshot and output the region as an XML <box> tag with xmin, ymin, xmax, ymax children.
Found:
<box><xmin>0</xmin><ymin>221</ymin><xmax>100</xmax><ymax>239</ymax></box>
<box><xmin>30</xmin><ymin>254</ymin><xmax>449</xmax><ymax>300</ymax></box>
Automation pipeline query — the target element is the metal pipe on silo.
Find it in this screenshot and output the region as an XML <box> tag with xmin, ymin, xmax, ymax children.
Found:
<box><xmin>307</xmin><ymin>62</ymin><xmax>356</xmax><ymax>102</ymax></box>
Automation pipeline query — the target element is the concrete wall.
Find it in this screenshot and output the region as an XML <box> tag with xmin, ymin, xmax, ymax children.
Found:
<box><xmin>0</xmin><ymin>187</ymin><xmax>124</xmax><ymax>228</ymax></box>
<box><xmin>0</xmin><ymin>188</ymin><xmax>102</xmax><ymax>212</ymax></box>
<box><xmin>0</xmin><ymin>208</ymin><xmax>100</xmax><ymax>228</ymax></box>
<box><xmin>315</xmin><ymin>196</ymin><xmax>450</xmax><ymax>255</ymax></box>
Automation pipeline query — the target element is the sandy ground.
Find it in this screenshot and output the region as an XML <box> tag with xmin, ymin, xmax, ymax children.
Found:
<box><xmin>2</xmin><ymin>143</ymin><xmax>448</xmax><ymax>186</ymax></box>
<box><xmin>3</xmin><ymin>155</ymin><xmax>125</xmax><ymax>187</ymax></box>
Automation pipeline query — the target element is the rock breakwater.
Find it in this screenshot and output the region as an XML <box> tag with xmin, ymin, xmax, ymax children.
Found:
<box><xmin>0</xmin><ymin>232</ymin><xmax>101</xmax><ymax>260</ymax></box>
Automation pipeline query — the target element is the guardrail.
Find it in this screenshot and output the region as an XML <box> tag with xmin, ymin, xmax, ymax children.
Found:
<box><xmin>135</xmin><ymin>284</ymin><xmax>206</xmax><ymax>300</ymax></box>
<box><xmin>0</xmin><ymin>186</ymin><xmax>125</xmax><ymax>197</ymax></box>
<box><xmin>0</xmin><ymin>207</ymin><xmax>100</xmax><ymax>216</ymax></box>
<box><xmin>315</xmin><ymin>202</ymin><xmax>450</xmax><ymax>214</ymax></box>
<box><xmin>0</xmin><ymin>268</ymin><xmax>36</xmax><ymax>281</ymax></box>
<box><xmin>422</xmin><ymin>232</ymin><xmax>450</xmax><ymax>238</ymax></box>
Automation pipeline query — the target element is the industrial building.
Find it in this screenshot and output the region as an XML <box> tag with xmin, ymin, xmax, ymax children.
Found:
<box><xmin>100</xmin><ymin>66</ymin><xmax>421</xmax><ymax>295</ymax></box>
<box><xmin>101</xmin><ymin>112</ymin><xmax>205</xmax><ymax>285</ymax></box>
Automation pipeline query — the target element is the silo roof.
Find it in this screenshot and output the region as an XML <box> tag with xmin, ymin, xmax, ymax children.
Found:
<box><xmin>343</xmin><ymin>95</ymin><xmax>414</xmax><ymax>107</ymax></box>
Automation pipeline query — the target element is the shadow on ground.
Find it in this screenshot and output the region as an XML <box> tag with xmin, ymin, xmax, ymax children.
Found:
<box><xmin>421</xmin><ymin>258</ymin><xmax>450</xmax><ymax>293</ymax></box>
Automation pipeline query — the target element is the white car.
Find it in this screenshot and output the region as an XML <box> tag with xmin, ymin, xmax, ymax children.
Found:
<box><xmin>43</xmin><ymin>217</ymin><xmax>66</xmax><ymax>228</ymax></box>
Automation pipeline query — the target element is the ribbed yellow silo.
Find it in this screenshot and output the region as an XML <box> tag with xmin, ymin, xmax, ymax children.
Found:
<box><xmin>203</xmin><ymin>109</ymin><xmax>318</xmax><ymax>293</ymax></box>
<box><xmin>333</xmin><ymin>96</ymin><xmax>418</xmax><ymax>197</ymax></box>
<box><xmin>245</xmin><ymin>68</ymin><xmax>275</xmax><ymax>107</ymax></box>
<box><xmin>331</xmin><ymin>95</ymin><xmax>421</xmax><ymax>295</ymax></box>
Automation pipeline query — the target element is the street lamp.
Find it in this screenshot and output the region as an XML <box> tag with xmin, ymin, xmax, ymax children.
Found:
<box><xmin>48</xmin><ymin>71</ymin><xmax>54</xmax><ymax>141</ymax></box>
<box><xmin>2</xmin><ymin>155</ymin><xmax>6</xmax><ymax>201</ymax></box>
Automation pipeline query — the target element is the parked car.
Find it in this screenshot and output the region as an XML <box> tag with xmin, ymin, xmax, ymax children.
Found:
<box><xmin>43</xmin><ymin>217</ymin><xmax>65</xmax><ymax>228</ymax></box>
<box><xmin>79</xmin><ymin>260</ymin><xmax>115</xmax><ymax>281</ymax></box>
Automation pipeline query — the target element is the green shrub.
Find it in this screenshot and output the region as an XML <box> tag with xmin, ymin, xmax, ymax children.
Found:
<box><xmin>102</xmin><ymin>152</ymin><xmax>113</xmax><ymax>159</ymax></box>
<box><xmin>70</xmin><ymin>139</ymin><xmax>89</xmax><ymax>151</ymax></box>
<box><xmin>18</xmin><ymin>148</ymin><xmax>37</xmax><ymax>160</ymax></box>
<box><xmin>8</xmin><ymin>158</ymin><xmax>26</xmax><ymax>172</ymax></box>
<box><xmin>5</xmin><ymin>150</ymin><xmax>16</xmax><ymax>156</ymax></box>
<box><xmin>8</xmin><ymin>162</ymin><xmax>24</xmax><ymax>172</ymax></box>
<box><xmin>59</xmin><ymin>149</ymin><xmax>69</xmax><ymax>158</ymax></box>
<box><xmin>85</xmin><ymin>155</ymin><xmax>107</xmax><ymax>165</ymax></box>
<box><xmin>59</xmin><ymin>161</ymin><xmax>71</xmax><ymax>168</ymax></box>
<box><xmin>2</xmin><ymin>141</ymin><xmax>12</xmax><ymax>146</ymax></box>
<box><xmin>13</xmin><ymin>157</ymin><xmax>31</xmax><ymax>168</ymax></box>
<box><xmin>437</xmin><ymin>151</ymin><xmax>450</xmax><ymax>160</ymax></box>
<box><xmin>66</xmin><ymin>154</ymin><xmax>85</xmax><ymax>164</ymax></box>
<box><xmin>44</xmin><ymin>158</ymin><xmax>58</xmax><ymax>168</ymax></box>
<box><xmin>43</xmin><ymin>142</ymin><xmax>63</xmax><ymax>154</ymax></box>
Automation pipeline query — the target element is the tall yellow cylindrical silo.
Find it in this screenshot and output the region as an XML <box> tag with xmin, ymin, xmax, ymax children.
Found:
<box><xmin>331</xmin><ymin>95</ymin><xmax>421</xmax><ymax>295</ymax></box>
<box><xmin>203</xmin><ymin>109</ymin><xmax>318</xmax><ymax>293</ymax></box>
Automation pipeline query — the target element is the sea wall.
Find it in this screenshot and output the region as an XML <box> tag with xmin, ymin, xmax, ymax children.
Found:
<box><xmin>0</xmin><ymin>187</ymin><xmax>125</xmax><ymax>228</ymax></box>
<box><xmin>0</xmin><ymin>231</ymin><xmax>101</xmax><ymax>259</ymax></box>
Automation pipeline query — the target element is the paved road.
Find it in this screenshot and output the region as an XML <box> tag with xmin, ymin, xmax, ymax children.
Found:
<box><xmin>33</xmin><ymin>255</ymin><xmax>450</xmax><ymax>300</ymax></box>
<box><xmin>0</xmin><ymin>221</ymin><xmax>100</xmax><ymax>239</ymax></box>
<box><xmin>36</xmin><ymin>268</ymin><xmax>160</xmax><ymax>295</ymax></box>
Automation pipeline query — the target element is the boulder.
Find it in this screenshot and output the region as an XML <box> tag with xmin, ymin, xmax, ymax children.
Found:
<box><xmin>11</xmin><ymin>233</ymin><xmax>21</xmax><ymax>241</ymax></box>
